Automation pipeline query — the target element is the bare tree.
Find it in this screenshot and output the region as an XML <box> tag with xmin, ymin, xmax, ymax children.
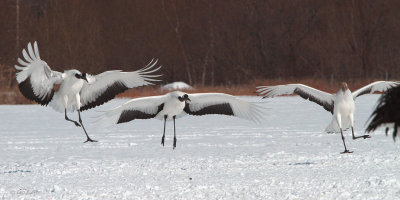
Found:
<box><xmin>161</xmin><ymin>0</ymin><xmax>192</xmax><ymax>84</ymax></box>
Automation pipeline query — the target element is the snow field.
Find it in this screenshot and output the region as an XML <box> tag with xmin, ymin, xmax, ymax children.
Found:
<box><xmin>0</xmin><ymin>95</ymin><xmax>399</xmax><ymax>199</ymax></box>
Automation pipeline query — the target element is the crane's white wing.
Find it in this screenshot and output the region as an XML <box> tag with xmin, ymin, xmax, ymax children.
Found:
<box><xmin>96</xmin><ymin>95</ymin><xmax>167</xmax><ymax>128</ymax></box>
<box><xmin>14</xmin><ymin>41</ymin><xmax>64</xmax><ymax>105</ymax></box>
<box><xmin>352</xmin><ymin>81</ymin><xmax>400</xmax><ymax>100</ymax></box>
<box><xmin>79</xmin><ymin>59</ymin><xmax>162</xmax><ymax>111</ymax></box>
<box><xmin>183</xmin><ymin>93</ymin><xmax>265</xmax><ymax>123</ymax></box>
<box><xmin>256</xmin><ymin>84</ymin><xmax>334</xmax><ymax>113</ymax></box>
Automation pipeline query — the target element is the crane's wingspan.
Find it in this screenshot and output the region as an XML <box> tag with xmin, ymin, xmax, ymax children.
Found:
<box><xmin>96</xmin><ymin>95</ymin><xmax>167</xmax><ymax>127</ymax></box>
<box><xmin>183</xmin><ymin>93</ymin><xmax>264</xmax><ymax>123</ymax></box>
<box><xmin>352</xmin><ymin>81</ymin><xmax>400</xmax><ymax>99</ymax></box>
<box><xmin>79</xmin><ymin>59</ymin><xmax>162</xmax><ymax>111</ymax></box>
<box><xmin>14</xmin><ymin>41</ymin><xmax>64</xmax><ymax>106</ymax></box>
<box><xmin>256</xmin><ymin>84</ymin><xmax>334</xmax><ymax>113</ymax></box>
<box><xmin>366</xmin><ymin>86</ymin><xmax>400</xmax><ymax>139</ymax></box>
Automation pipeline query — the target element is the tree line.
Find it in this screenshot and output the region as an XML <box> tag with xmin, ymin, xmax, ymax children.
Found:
<box><xmin>0</xmin><ymin>0</ymin><xmax>399</xmax><ymax>89</ymax></box>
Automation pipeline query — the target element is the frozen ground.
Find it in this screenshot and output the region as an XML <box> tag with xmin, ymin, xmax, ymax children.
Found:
<box><xmin>0</xmin><ymin>95</ymin><xmax>399</xmax><ymax>199</ymax></box>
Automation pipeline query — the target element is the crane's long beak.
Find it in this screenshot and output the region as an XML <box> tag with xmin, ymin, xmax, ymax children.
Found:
<box><xmin>82</xmin><ymin>73</ymin><xmax>89</xmax><ymax>82</ymax></box>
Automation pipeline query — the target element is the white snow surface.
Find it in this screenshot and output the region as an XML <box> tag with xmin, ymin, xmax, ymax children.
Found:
<box><xmin>0</xmin><ymin>95</ymin><xmax>399</xmax><ymax>199</ymax></box>
<box><xmin>161</xmin><ymin>82</ymin><xmax>193</xmax><ymax>91</ymax></box>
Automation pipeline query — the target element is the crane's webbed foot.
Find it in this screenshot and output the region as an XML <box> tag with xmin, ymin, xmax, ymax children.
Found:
<box><xmin>84</xmin><ymin>137</ymin><xmax>98</xmax><ymax>143</ymax></box>
<box><xmin>340</xmin><ymin>149</ymin><xmax>353</xmax><ymax>154</ymax></box>
<box><xmin>362</xmin><ymin>135</ymin><xmax>371</xmax><ymax>139</ymax></box>
<box><xmin>173</xmin><ymin>137</ymin><xmax>177</xmax><ymax>150</ymax></box>
<box><xmin>352</xmin><ymin>135</ymin><xmax>371</xmax><ymax>140</ymax></box>
<box><xmin>161</xmin><ymin>136</ymin><xmax>165</xmax><ymax>147</ymax></box>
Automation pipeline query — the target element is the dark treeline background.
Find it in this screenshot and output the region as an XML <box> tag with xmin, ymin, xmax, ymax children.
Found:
<box><xmin>1</xmin><ymin>0</ymin><xmax>400</xmax><ymax>89</ymax></box>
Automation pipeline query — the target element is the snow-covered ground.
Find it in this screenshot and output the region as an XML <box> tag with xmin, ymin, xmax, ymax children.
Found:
<box><xmin>0</xmin><ymin>95</ymin><xmax>399</xmax><ymax>199</ymax></box>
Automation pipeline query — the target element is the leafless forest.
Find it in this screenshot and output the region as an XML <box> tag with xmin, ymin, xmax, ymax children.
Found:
<box><xmin>0</xmin><ymin>0</ymin><xmax>399</xmax><ymax>103</ymax></box>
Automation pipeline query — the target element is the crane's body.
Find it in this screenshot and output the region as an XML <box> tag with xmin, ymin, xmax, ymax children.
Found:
<box><xmin>257</xmin><ymin>81</ymin><xmax>399</xmax><ymax>153</ymax></box>
<box><xmin>14</xmin><ymin>41</ymin><xmax>161</xmax><ymax>142</ymax></box>
<box><xmin>98</xmin><ymin>91</ymin><xmax>264</xmax><ymax>149</ymax></box>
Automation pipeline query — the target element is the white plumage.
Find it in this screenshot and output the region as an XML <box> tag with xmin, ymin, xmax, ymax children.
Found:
<box><xmin>14</xmin><ymin>41</ymin><xmax>162</xmax><ymax>142</ymax></box>
<box><xmin>256</xmin><ymin>81</ymin><xmax>399</xmax><ymax>153</ymax></box>
<box><xmin>161</xmin><ymin>81</ymin><xmax>193</xmax><ymax>91</ymax></box>
<box><xmin>98</xmin><ymin>91</ymin><xmax>264</xmax><ymax>149</ymax></box>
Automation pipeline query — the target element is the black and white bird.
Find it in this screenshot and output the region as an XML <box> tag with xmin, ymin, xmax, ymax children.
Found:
<box><xmin>14</xmin><ymin>41</ymin><xmax>161</xmax><ymax>142</ymax></box>
<box><xmin>366</xmin><ymin>86</ymin><xmax>400</xmax><ymax>140</ymax></box>
<box><xmin>256</xmin><ymin>81</ymin><xmax>399</xmax><ymax>153</ymax></box>
<box><xmin>97</xmin><ymin>91</ymin><xmax>264</xmax><ymax>149</ymax></box>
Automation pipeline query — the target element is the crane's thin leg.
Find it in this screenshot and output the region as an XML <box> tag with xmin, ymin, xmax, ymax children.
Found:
<box><xmin>173</xmin><ymin>115</ymin><xmax>177</xmax><ymax>149</ymax></box>
<box><xmin>78</xmin><ymin>110</ymin><xmax>97</xmax><ymax>143</ymax></box>
<box><xmin>161</xmin><ymin>115</ymin><xmax>167</xmax><ymax>146</ymax></box>
<box><xmin>65</xmin><ymin>109</ymin><xmax>80</xmax><ymax>127</ymax></box>
<box><xmin>393</xmin><ymin>123</ymin><xmax>399</xmax><ymax>140</ymax></box>
<box><xmin>340</xmin><ymin>128</ymin><xmax>352</xmax><ymax>154</ymax></box>
<box><xmin>351</xmin><ymin>127</ymin><xmax>371</xmax><ymax>140</ymax></box>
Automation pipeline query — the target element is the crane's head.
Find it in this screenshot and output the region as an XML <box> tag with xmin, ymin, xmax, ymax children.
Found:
<box><xmin>75</xmin><ymin>72</ymin><xmax>88</xmax><ymax>82</ymax></box>
<box><xmin>178</xmin><ymin>94</ymin><xmax>191</xmax><ymax>102</ymax></box>
<box><xmin>341</xmin><ymin>82</ymin><xmax>348</xmax><ymax>92</ymax></box>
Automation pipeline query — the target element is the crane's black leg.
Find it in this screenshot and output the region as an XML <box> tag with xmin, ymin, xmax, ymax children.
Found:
<box><xmin>340</xmin><ymin>128</ymin><xmax>352</xmax><ymax>154</ymax></box>
<box><xmin>65</xmin><ymin>109</ymin><xmax>80</xmax><ymax>127</ymax></box>
<box><xmin>351</xmin><ymin>127</ymin><xmax>371</xmax><ymax>140</ymax></box>
<box><xmin>78</xmin><ymin>110</ymin><xmax>97</xmax><ymax>143</ymax></box>
<box><xmin>393</xmin><ymin>123</ymin><xmax>398</xmax><ymax>140</ymax></box>
<box><xmin>173</xmin><ymin>115</ymin><xmax>177</xmax><ymax>149</ymax></box>
<box><xmin>161</xmin><ymin>115</ymin><xmax>167</xmax><ymax>146</ymax></box>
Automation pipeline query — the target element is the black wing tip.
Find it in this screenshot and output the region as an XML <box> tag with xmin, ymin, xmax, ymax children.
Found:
<box><xmin>18</xmin><ymin>76</ymin><xmax>53</xmax><ymax>106</ymax></box>
<box><xmin>184</xmin><ymin>102</ymin><xmax>234</xmax><ymax>116</ymax></box>
<box><xmin>117</xmin><ymin>103</ymin><xmax>164</xmax><ymax>123</ymax></box>
<box><xmin>80</xmin><ymin>94</ymin><xmax>118</xmax><ymax>111</ymax></box>
<box><xmin>365</xmin><ymin>86</ymin><xmax>400</xmax><ymax>140</ymax></box>
<box><xmin>294</xmin><ymin>87</ymin><xmax>334</xmax><ymax>113</ymax></box>
<box><xmin>80</xmin><ymin>81</ymin><xmax>129</xmax><ymax>111</ymax></box>
<box><xmin>117</xmin><ymin>110</ymin><xmax>153</xmax><ymax>124</ymax></box>
<box><xmin>80</xmin><ymin>100</ymin><xmax>110</xmax><ymax>112</ymax></box>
